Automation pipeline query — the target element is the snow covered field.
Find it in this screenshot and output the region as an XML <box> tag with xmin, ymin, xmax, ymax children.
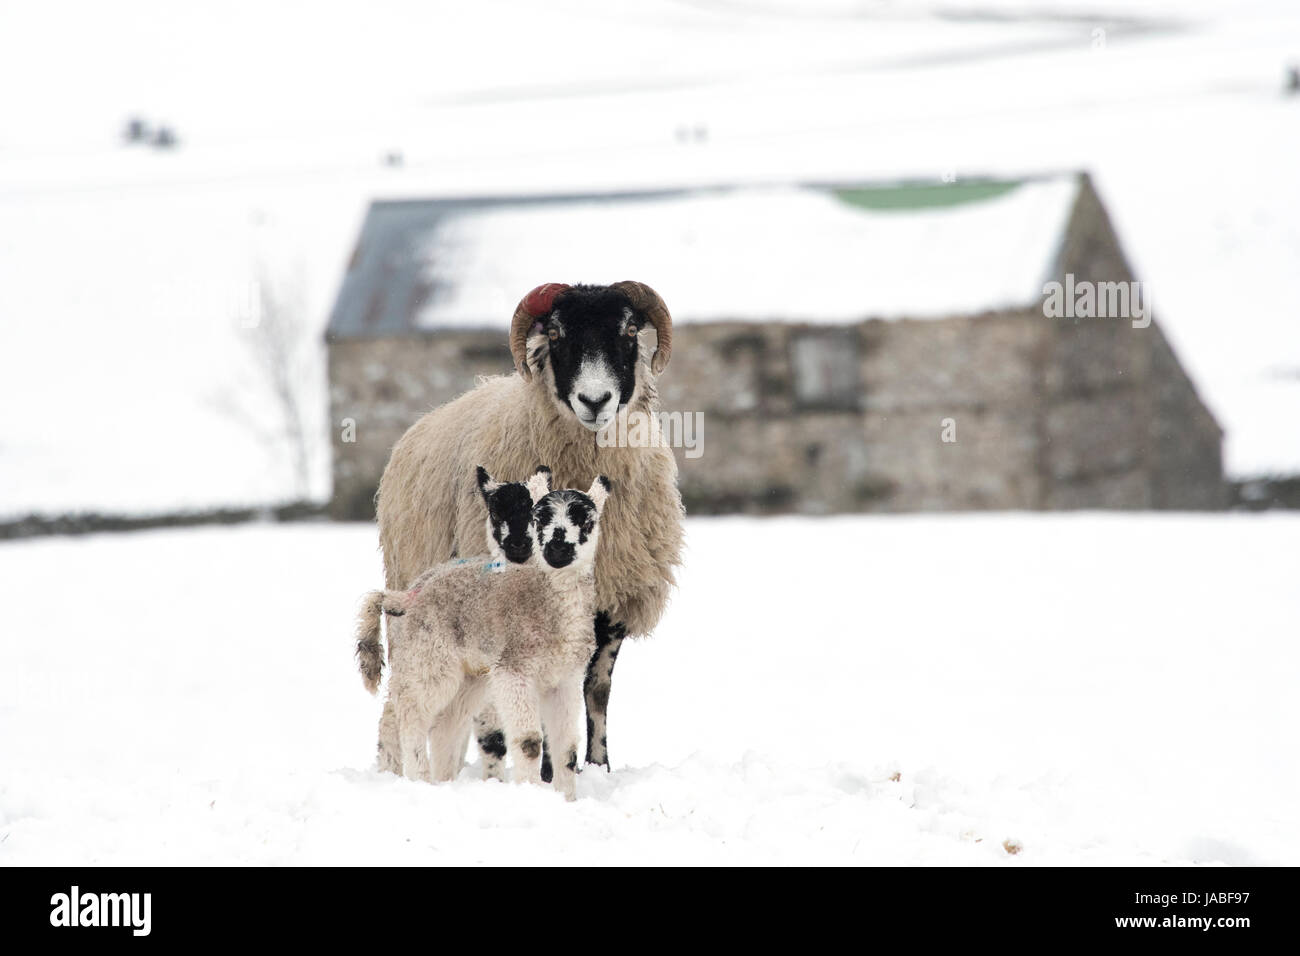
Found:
<box><xmin>2</xmin><ymin>513</ymin><xmax>1296</xmax><ymax>866</ymax></box>
<box><xmin>1</xmin><ymin>0</ymin><xmax>1296</xmax><ymax>868</ymax></box>
<box><xmin>2</xmin><ymin>0</ymin><xmax>1299</xmax><ymax>517</ymax></box>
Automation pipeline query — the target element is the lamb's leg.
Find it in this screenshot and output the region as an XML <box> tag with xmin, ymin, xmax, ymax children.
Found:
<box><xmin>393</xmin><ymin>672</ymin><xmax>461</xmax><ymax>783</ymax></box>
<box><xmin>395</xmin><ymin>698</ymin><xmax>433</xmax><ymax>783</ymax></box>
<box><xmin>429</xmin><ymin>679</ymin><xmax>487</xmax><ymax>782</ymax></box>
<box><xmin>584</xmin><ymin>611</ymin><xmax>626</xmax><ymax>769</ymax></box>
<box><xmin>451</xmin><ymin>722</ymin><xmax>472</xmax><ymax>777</ymax></box>
<box><xmin>491</xmin><ymin>673</ymin><xmax>544</xmax><ymax>786</ymax></box>
<box><xmin>376</xmin><ymin>696</ymin><xmax>401</xmax><ymax>774</ymax></box>
<box><xmin>472</xmin><ymin>704</ymin><xmax>507</xmax><ymax>782</ymax></box>
<box><xmin>540</xmin><ymin>678</ymin><xmax>584</xmax><ymax>801</ymax></box>
<box><xmin>427</xmin><ymin>710</ymin><xmax>465</xmax><ymax>783</ymax></box>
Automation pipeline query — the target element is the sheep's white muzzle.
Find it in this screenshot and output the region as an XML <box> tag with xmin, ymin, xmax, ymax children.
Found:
<box><xmin>575</xmin><ymin>408</ymin><xmax>616</xmax><ymax>432</ymax></box>
<box><xmin>568</xmin><ymin>358</ymin><xmax>620</xmax><ymax>433</ymax></box>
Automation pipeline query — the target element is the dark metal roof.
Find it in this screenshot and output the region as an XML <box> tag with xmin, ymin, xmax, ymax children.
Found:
<box><xmin>325</xmin><ymin>174</ymin><xmax>1080</xmax><ymax>341</ymax></box>
<box><xmin>326</xmin><ymin>188</ymin><xmax>694</xmax><ymax>340</ymax></box>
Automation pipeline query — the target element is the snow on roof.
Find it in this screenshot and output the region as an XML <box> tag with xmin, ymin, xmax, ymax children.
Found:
<box><xmin>409</xmin><ymin>176</ymin><xmax>1080</xmax><ymax>329</ymax></box>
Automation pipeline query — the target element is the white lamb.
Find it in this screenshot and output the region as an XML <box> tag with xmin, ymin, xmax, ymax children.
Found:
<box><xmin>356</xmin><ymin>472</ymin><xmax>611</xmax><ymax>801</ymax></box>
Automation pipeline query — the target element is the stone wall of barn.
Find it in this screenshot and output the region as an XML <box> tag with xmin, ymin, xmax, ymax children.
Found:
<box><xmin>326</xmin><ymin>330</ymin><xmax>510</xmax><ymax>519</ymax></box>
<box><xmin>1146</xmin><ymin>321</ymin><xmax>1227</xmax><ymax>509</ymax></box>
<box><xmin>1041</xmin><ymin>173</ymin><xmax>1225</xmax><ymax>510</ymax></box>
<box><xmin>658</xmin><ymin>315</ymin><xmax>1048</xmax><ymax>514</ymax></box>
<box><xmin>329</xmin><ymin>312</ymin><xmax>1224</xmax><ymax>518</ymax></box>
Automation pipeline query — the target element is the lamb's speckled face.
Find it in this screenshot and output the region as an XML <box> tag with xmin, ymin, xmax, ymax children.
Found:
<box><xmin>532</xmin><ymin>477</ymin><xmax>611</xmax><ymax>571</ymax></box>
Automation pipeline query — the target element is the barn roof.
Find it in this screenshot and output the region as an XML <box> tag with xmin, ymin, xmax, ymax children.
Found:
<box><xmin>326</xmin><ymin>174</ymin><xmax>1084</xmax><ymax>338</ymax></box>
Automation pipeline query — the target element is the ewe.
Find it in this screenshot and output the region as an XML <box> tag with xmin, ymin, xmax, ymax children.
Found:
<box><xmin>376</xmin><ymin>282</ymin><xmax>684</xmax><ymax>777</ymax></box>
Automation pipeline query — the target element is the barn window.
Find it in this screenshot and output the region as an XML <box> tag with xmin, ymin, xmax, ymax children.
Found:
<box><xmin>790</xmin><ymin>330</ymin><xmax>861</xmax><ymax>409</ymax></box>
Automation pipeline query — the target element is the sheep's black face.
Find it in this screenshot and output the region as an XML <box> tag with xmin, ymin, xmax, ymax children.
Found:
<box><xmin>533</xmin><ymin>489</ymin><xmax>603</xmax><ymax>570</ymax></box>
<box><xmin>541</xmin><ymin>286</ymin><xmax>640</xmax><ymax>433</ymax></box>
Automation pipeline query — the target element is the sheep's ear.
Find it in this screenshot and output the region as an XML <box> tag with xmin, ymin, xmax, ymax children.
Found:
<box><xmin>476</xmin><ymin>466</ymin><xmax>500</xmax><ymax>502</ymax></box>
<box><xmin>587</xmin><ymin>475</ymin><xmax>612</xmax><ymax>514</ymax></box>
<box><xmin>526</xmin><ymin>466</ymin><xmax>552</xmax><ymax>504</ymax></box>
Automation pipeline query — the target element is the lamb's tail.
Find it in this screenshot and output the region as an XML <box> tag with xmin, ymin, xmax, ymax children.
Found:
<box><xmin>356</xmin><ymin>589</ymin><xmax>409</xmax><ymax>695</ymax></box>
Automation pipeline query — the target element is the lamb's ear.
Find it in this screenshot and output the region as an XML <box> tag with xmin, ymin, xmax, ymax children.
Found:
<box><xmin>526</xmin><ymin>466</ymin><xmax>552</xmax><ymax>504</ymax></box>
<box><xmin>475</xmin><ymin>466</ymin><xmax>500</xmax><ymax>503</ymax></box>
<box><xmin>587</xmin><ymin>475</ymin><xmax>612</xmax><ymax>514</ymax></box>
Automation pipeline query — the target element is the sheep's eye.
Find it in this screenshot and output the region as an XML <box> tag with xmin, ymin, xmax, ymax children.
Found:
<box><xmin>626</xmin><ymin>325</ymin><xmax>638</xmax><ymax>337</ymax></box>
<box><xmin>547</xmin><ymin>328</ymin><xmax>559</xmax><ymax>341</ymax></box>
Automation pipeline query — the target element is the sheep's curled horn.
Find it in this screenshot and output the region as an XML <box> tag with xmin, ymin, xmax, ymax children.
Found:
<box><xmin>509</xmin><ymin>283</ymin><xmax>568</xmax><ymax>381</ymax></box>
<box><xmin>611</xmin><ymin>280</ymin><xmax>673</xmax><ymax>376</ymax></box>
<box><xmin>509</xmin><ymin>281</ymin><xmax>673</xmax><ymax>381</ymax></box>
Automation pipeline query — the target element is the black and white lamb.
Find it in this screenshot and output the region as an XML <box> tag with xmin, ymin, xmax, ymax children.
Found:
<box><xmin>356</xmin><ymin>473</ymin><xmax>611</xmax><ymax>801</ymax></box>
<box><xmin>361</xmin><ymin>466</ymin><xmax>551</xmax><ymax>780</ymax></box>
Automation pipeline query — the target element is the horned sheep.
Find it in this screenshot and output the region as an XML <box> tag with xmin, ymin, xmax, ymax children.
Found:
<box><xmin>375</xmin><ymin>282</ymin><xmax>685</xmax><ymax>777</ymax></box>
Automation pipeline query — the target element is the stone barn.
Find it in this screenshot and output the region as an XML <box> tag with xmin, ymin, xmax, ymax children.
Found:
<box><xmin>325</xmin><ymin>173</ymin><xmax>1224</xmax><ymax>519</ymax></box>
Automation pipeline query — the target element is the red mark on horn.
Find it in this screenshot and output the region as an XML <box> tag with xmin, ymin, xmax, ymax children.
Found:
<box><xmin>523</xmin><ymin>283</ymin><xmax>570</xmax><ymax>317</ymax></box>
